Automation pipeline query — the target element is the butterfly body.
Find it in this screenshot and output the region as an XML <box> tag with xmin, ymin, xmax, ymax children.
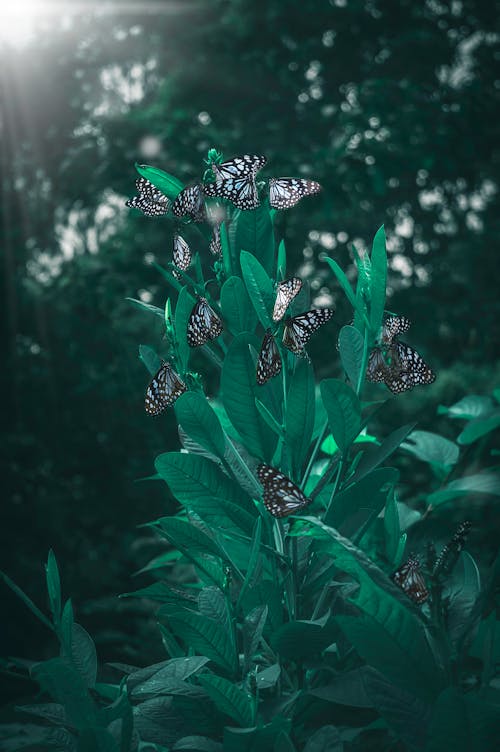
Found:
<box><xmin>273</xmin><ymin>277</ymin><xmax>303</xmax><ymax>322</ymax></box>
<box><xmin>172</xmin><ymin>184</ymin><xmax>207</xmax><ymax>222</ymax></box>
<box><xmin>269</xmin><ymin>178</ymin><xmax>322</xmax><ymax>209</ymax></box>
<box><xmin>282</xmin><ymin>308</ymin><xmax>335</xmax><ymax>355</ymax></box>
<box><xmin>257</xmin><ymin>464</ymin><xmax>312</xmax><ymax>517</ymax></box>
<box><xmin>392</xmin><ymin>554</ymin><xmax>429</xmax><ymax>604</ymax></box>
<box><xmin>187</xmin><ymin>297</ymin><xmax>223</xmax><ymax>347</ymax></box>
<box><xmin>126</xmin><ymin>177</ymin><xmax>171</xmax><ymax>217</ymax></box>
<box><xmin>145</xmin><ymin>360</ymin><xmax>187</xmax><ymax>415</ymax></box>
<box><xmin>256</xmin><ymin>331</ymin><xmax>282</xmax><ymax>385</ymax></box>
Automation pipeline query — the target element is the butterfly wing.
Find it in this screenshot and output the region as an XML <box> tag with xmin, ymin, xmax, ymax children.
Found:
<box><xmin>282</xmin><ymin>309</ymin><xmax>334</xmax><ymax>355</ymax></box>
<box><xmin>367</xmin><ymin>347</ymin><xmax>389</xmax><ymax>383</ymax></box>
<box><xmin>172</xmin><ymin>234</ymin><xmax>192</xmax><ymax>279</ymax></box>
<box><xmin>187</xmin><ymin>297</ymin><xmax>223</xmax><ymax>347</ymax></box>
<box><xmin>272</xmin><ymin>277</ymin><xmax>303</xmax><ymax>322</ymax></box>
<box><xmin>256</xmin><ymin>331</ymin><xmax>282</xmax><ymax>385</ymax></box>
<box><xmin>212</xmin><ymin>154</ymin><xmax>267</xmax><ymax>180</ymax></box>
<box><xmin>209</xmin><ymin>223</ymin><xmax>222</xmax><ymax>257</ymax></box>
<box><xmin>145</xmin><ymin>361</ymin><xmax>187</xmax><ymax>415</ymax></box>
<box><xmin>257</xmin><ymin>464</ymin><xmax>311</xmax><ymax>518</ymax></box>
<box><xmin>126</xmin><ymin>177</ymin><xmax>171</xmax><ymax>217</ymax></box>
<box><xmin>172</xmin><ymin>185</ymin><xmax>207</xmax><ymax>222</ymax></box>
<box><xmin>269</xmin><ymin>178</ymin><xmax>322</xmax><ymax>210</ymax></box>
<box><xmin>381</xmin><ymin>315</ymin><xmax>412</xmax><ymax>344</ymax></box>
<box><xmin>392</xmin><ymin>555</ymin><xmax>429</xmax><ymax>604</ymax></box>
<box><xmin>203</xmin><ymin>176</ymin><xmax>260</xmax><ymax>210</ymax></box>
<box><xmin>389</xmin><ymin>341</ymin><xmax>435</xmax><ymax>392</ymax></box>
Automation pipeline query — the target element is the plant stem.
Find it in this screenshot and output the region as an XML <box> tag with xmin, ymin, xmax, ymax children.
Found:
<box><xmin>302</xmin><ymin>419</ymin><xmax>329</xmax><ymax>488</ymax></box>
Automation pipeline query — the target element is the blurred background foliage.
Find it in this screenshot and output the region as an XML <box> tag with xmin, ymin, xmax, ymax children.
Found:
<box><xmin>1</xmin><ymin>0</ymin><xmax>499</xmax><ymax>705</ymax></box>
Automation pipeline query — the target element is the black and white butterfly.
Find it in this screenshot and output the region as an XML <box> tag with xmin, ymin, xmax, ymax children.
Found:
<box><xmin>433</xmin><ymin>521</ymin><xmax>472</xmax><ymax>576</ymax></box>
<box><xmin>204</xmin><ymin>154</ymin><xmax>266</xmax><ymax>211</ymax></box>
<box><xmin>257</xmin><ymin>464</ymin><xmax>312</xmax><ymax>518</ymax></box>
<box><xmin>172</xmin><ymin>234</ymin><xmax>192</xmax><ymax>279</ymax></box>
<box><xmin>172</xmin><ymin>184</ymin><xmax>207</xmax><ymax>222</ymax></box>
<box><xmin>187</xmin><ymin>297</ymin><xmax>223</xmax><ymax>347</ymax></box>
<box><xmin>126</xmin><ymin>177</ymin><xmax>171</xmax><ymax>217</ymax></box>
<box><xmin>380</xmin><ymin>315</ymin><xmax>412</xmax><ymax>345</ymax></box>
<box><xmin>256</xmin><ymin>330</ymin><xmax>282</xmax><ymax>385</ymax></box>
<box><xmin>272</xmin><ymin>277</ymin><xmax>303</xmax><ymax>322</ymax></box>
<box><xmin>145</xmin><ymin>360</ymin><xmax>187</xmax><ymax>415</ymax></box>
<box><xmin>282</xmin><ymin>309</ymin><xmax>335</xmax><ymax>355</ymax></box>
<box><xmin>209</xmin><ymin>223</ymin><xmax>222</xmax><ymax>257</ymax></box>
<box><xmin>392</xmin><ymin>554</ymin><xmax>429</xmax><ymax>604</ymax></box>
<box><xmin>269</xmin><ymin>178</ymin><xmax>322</xmax><ymax>210</ymax></box>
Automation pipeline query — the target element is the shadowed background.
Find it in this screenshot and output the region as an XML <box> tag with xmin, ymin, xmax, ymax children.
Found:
<box><xmin>1</xmin><ymin>0</ymin><xmax>499</xmax><ymax>706</ymax></box>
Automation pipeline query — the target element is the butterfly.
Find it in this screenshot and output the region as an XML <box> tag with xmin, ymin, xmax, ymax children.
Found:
<box><xmin>272</xmin><ymin>277</ymin><xmax>303</xmax><ymax>322</ymax></box>
<box><xmin>187</xmin><ymin>297</ymin><xmax>223</xmax><ymax>347</ymax></box>
<box><xmin>209</xmin><ymin>223</ymin><xmax>222</xmax><ymax>257</ymax></box>
<box><xmin>257</xmin><ymin>464</ymin><xmax>312</xmax><ymax>518</ymax></box>
<box><xmin>391</xmin><ymin>554</ymin><xmax>429</xmax><ymax>604</ymax></box>
<box><xmin>145</xmin><ymin>360</ymin><xmax>187</xmax><ymax>415</ymax></box>
<box><xmin>172</xmin><ymin>234</ymin><xmax>192</xmax><ymax>279</ymax></box>
<box><xmin>204</xmin><ymin>154</ymin><xmax>267</xmax><ymax>210</ymax></box>
<box><xmin>282</xmin><ymin>309</ymin><xmax>335</xmax><ymax>355</ymax></box>
<box><xmin>125</xmin><ymin>177</ymin><xmax>171</xmax><ymax>217</ymax></box>
<box><xmin>433</xmin><ymin>521</ymin><xmax>472</xmax><ymax>576</ymax></box>
<box><xmin>269</xmin><ymin>178</ymin><xmax>322</xmax><ymax>210</ymax></box>
<box><xmin>172</xmin><ymin>184</ymin><xmax>207</xmax><ymax>222</ymax></box>
<box><xmin>256</xmin><ymin>330</ymin><xmax>282</xmax><ymax>385</ymax></box>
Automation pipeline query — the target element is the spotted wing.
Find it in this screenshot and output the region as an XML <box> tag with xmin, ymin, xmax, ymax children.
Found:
<box><xmin>209</xmin><ymin>223</ymin><xmax>222</xmax><ymax>257</ymax></box>
<box><xmin>126</xmin><ymin>177</ymin><xmax>171</xmax><ymax>217</ymax></box>
<box><xmin>385</xmin><ymin>341</ymin><xmax>435</xmax><ymax>393</ymax></box>
<box><xmin>272</xmin><ymin>277</ymin><xmax>303</xmax><ymax>322</ymax></box>
<box><xmin>257</xmin><ymin>464</ymin><xmax>311</xmax><ymax>518</ymax></box>
<box><xmin>381</xmin><ymin>315</ymin><xmax>412</xmax><ymax>344</ymax></box>
<box><xmin>256</xmin><ymin>331</ymin><xmax>282</xmax><ymax>385</ymax></box>
<box><xmin>145</xmin><ymin>360</ymin><xmax>187</xmax><ymax>415</ymax></box>
<box><xmin>282</xmin><ymin>309</ymin><xmax>335</xmax><ymax>355</ymax></box>
<box><xmin>367</xmin><ymin>347</ymin><xmax>388</xmax><ymax>383</ymax></box>
<box><xmin>187</xmin><ymin>297</ymin><xmax>223</xmax><ymax>347</ymax></box>
<box><xmin>203</xmin><ymin>176</ymin><xmax>260</xmax><ymax>210</ymax></box>
<box><xmin>392</xmin><ymin>555</ymin><xmax>429</xmax><ymax>604</ymax></box>
<box><xmin>172</xmin><ymin>185</ymin><xmax>207</xmax><ymax>222</ymax></box>
<box><xmin>269</xmin><ymin>178</ymin><xmax>322</xmax><ymax>210</ymax></box>
<box><xmin>212</xmin><ymin>154</ymin><xmax>267</xmax><ymax>180</ymax></box>
<box><xmin>172</xmin><ymin>234</ymin><xmax>192</xmax><ymax>279</ymax></box>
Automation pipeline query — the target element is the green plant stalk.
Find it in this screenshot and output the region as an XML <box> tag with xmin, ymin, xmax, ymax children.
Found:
<box><xmin>355</xmin><ymin>328</ymin><xmax>371</xmax><ymax>396</ymax></box>
<box><xmin>301</xmin><ymin>418</ymin><xmax>329</xmax><ymax>488</ymax></box>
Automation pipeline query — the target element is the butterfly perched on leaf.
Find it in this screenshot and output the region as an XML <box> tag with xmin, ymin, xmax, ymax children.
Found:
<box><xmin>172</xmin><ymin>234</ymin><xmax>192</xmax><ymax>279</ymax></box>
<box><xmin>209</xmin><ymin>223</ymin><xmax>222</xmax><ymax>257</ymax></box>
<box><xmin>257</xmin><ymin>464</ymin><xmax>312</xmax><ymax>518</ymax></box>
<box><xmin>282</xmin><ymin>308</ymin><xmax>335</xmax><ymax>355</ymax></box>
<box><xmin>269</xmin><ymin>178</ymin><xmax>322</xmax><ymax>210</ymax></box>
<box><xmin>187</xmin><ymin>297</ymin><xmax>223</xmax><ymax>347</ymax></box>
<box><xmin>392</xmin><ymin>554</ymin><xmax>429</xmax><ymax>604</ymax></box>
<box><xmin>145</xmin><ymin>360</ymin><xmax>187</xmax><ymax>415</ymax></box>
<box><xmin>256</xmin><ymin>330</ymin><xmax>282</xmax><ymax>385</ymax></box>
<box><xmin>367</xmin><ymin>315</ymin><xmax>435</xmax><ymax>394</ymax></box>
<box><xmin>204</xmin><ymin>154</ymin><xmax>267</xmax><ymax>210</ymax></box>
<box><xmin>433</xmin><ymin>521</ymin><xmax>472</xmax><ymax>577</ymax></box>
<box><xmin>272</xmin><ymin>277</ymin><xmax>303</xmax><ymax>322</ymax></box>
<box><xmin>126</xmin><ymin>177</ymin><xmax>171</xmax><ymax>217</ymax></box>
<box><xmin>172</xmin><ymin>184</ymin><xmax>207</xmax><ymax>222</ymax></box>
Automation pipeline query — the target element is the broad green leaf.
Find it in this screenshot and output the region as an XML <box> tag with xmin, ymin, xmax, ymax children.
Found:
<box><xmin>384</xmin><ymin>489</ymin><xmax>402</xmax><ymax>565</ymax></box>
<box><xmin>175</xmin><ymin>286</ymin><xmax>196</xmax><ymax>374</ymax></box>
<box><xmin>155</xmin><ymin>452</ymin><xmax>247</xmax><ymax>507</ymax></box>
<box><xmin>446</xmin><ymin>552</ymin><xmax>481</xmax><ymax>647</ymax></box>
<box><xmin>308</xmin><ymin>667</ymin><xmax>374</xmax><ymax>708</ymax></box>
<box><xmin>240</xmin><ymin>252</ymin><xmax>274</xmax><ymax>329</ymax></box>
<box><xmin>255</xmin><ymin>663</ymin><xmax>280</xmax><ymax>690</ymax></box>
<box><xmin>31</xmin><ymin>657</ymin><xmax>96</xmax><ymax>728</ymax></box>
<box><xmin>220</xmin><ymin>276</ymin><xmax>257</xmax><ymax>335</ymax></box>
<box><xmin>243</xmin><ymin>605</ymin><xmax>268</xmax><ymax>672</ymax></box>
<box><xmin>457</xmin><ymin>409</ymin><xmax>500</xmax><ymax>445</ymax></box>
<box><xmin>175</xmin><ymin>392</ymin><xmax>226</xmax><ymax>459</ymax></box>
<box><xmin>16</xmin><ymin>703</ymin><xmax>68</xmax><ymax>725</ymax></box>
<box><xmin>241</xmin><ymin>580</ymin><xmax>284</xmax><ymax>634</ymax></box>
<box><xmin>304</xmin><ymin>726</ymin><xmax>342</xmax><ymax>752</ymax></box>
<box><xmin>45</xmin><ymin>550</ymin><xmax>61</xmax><ymax>628</ymax></box>
<box><xmin>128</xmin><ymin>657</ymin><xmax>209</xmax><ymax>698</ymax></box>
<box><xmin>320</xmin><ymin>379</ymin><xmax>361</xmax><ymax>455</ymax></box>
<box><xmin>238</xmin><ymin>519</ymin><xmax>263</xmax><ymax>609</ymax></box>
<box><xmin>270</xmin><ymin>620</ymin><xmax>336</xmax><ymax>661</ymax></box>
<box><xmin>255</xmin><ymin>399</ymin><xmax>284</xmax><ymax>437</ymax></box>
<box><xmin>351</xmin><ymin>422</ymin><xmax>416</xmax><ymax>482</ymax></box>
<box><xmin>277</xmin><ymin>238</ymin><xmax>287</xmax><ymax>279</ymax></box>
<box><xmin>223</xmin><ymin>717</ymin><xmax>292</xmax><ymax>752</ymax></box>
<box><xmin>181</xmin><ymin>495</ymin><xmax>258</xmax><ymax>537</ymax></box>
<box><xmin>197</xmin><ymin>674</ymin><xmax>254</xmax><ymax>727</ymax></box>
<box><xmin>235</xmin><ymin>203</ymin><xmax>275</xmax><ymax>276</ymax></box>
<box><xmin>320</xmin><ymin>431</ymin><xmax>379</xmax><ymax>455</ymax></box>
<box><xmin>400</xmin><ymin>430</ymin><xmax>459</xmax><ymax>469</ymax></box>
<box><xmin>154</xmin><ymin>517</ymin><xmax>225</xmax><ymax>561</ymax></box>
<box><xmin>427</xmin><ymin>471</ymin><xmax>500</xmax><ymax>506</ymax></box>
<box><xmin>369</xmin><ymin>225</ymin><xmax>387</xmax><ymax>336</ymax></box>
<box><xmin>286</xmin><ymin>359</ymin><xmax>315</xmax><ymax>477</ymax></box>
<box><xmin>0</xmin><ymin>723</ymin><xmax>74</xmax><ymax>751</ymax></box>
<box><xmin>135</xmin><ymin>163</ymin><xmax>184</xmax><ymax>200</ymax></box>
<box><xmin>338</xmin><ymin>325</ymin><xmax>364</xmax><ymax>389</ymax></box>
<box><xmin>221</xmin><ymin>334</ymin><xmax>278</xmax><ymax>460</ymax></box>
<box><xmin>173</xmin><ymin>737</ymin><xmax>223</xmax><ymax>752</ymax></box>
<box><xmin>139</xmin><ymin>344</ymin><xmax>161</xmax><ymax>376</ymax></box>
<box><xmin>132</xmin><ymin>696</ymin><xmax>193</xmax><ymax>746</ymax></box>
<box><xmin>437</xmin><ymin>395</ymin><xmax>493</xmax><ymax>420</ymax></box>
<box><xmin>323</xmin><ymin>257</ymin><xmax>359</xmax><ymax>313</ymax></box>
<box><xmin>425</xmin><ymin>688</ymin><xmax>471</xmax><ymax>752</ymax></box>
<box><xmin>199</xmin><ymin>587</ymin><xmax>232</xmax><ymax>636</ymax></box>
<box><xmin>167</xmin><ymin>612</ymin><xmax>237</xmax><ymax>675</ymax></box>
<box><xmin>126</xmin><ymin>298</ymin><xmax>164</xmax><ymax>318</ymax></box>
<box><xmin>67</xmin><ymin>623</ymin><xmax>97</xmax><ymax>689</ymax></box>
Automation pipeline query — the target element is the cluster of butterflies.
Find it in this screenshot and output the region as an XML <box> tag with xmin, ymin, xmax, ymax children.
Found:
<box><xmin>366</xmin><ymin>315</ymin><xmax>435</xmax><ymax>394</ymax></box>
<box><xmin>391</xmin><ymin>521</ymin><xmax>471</xmax><ymax>604</ymax></box>
<box><xmin>126</xmin><ymin>153</ymin><xmax>322</xmax><ymax>220</ymax></box>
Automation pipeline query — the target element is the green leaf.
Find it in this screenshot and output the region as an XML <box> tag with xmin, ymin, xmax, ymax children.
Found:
<box><xmin>154</xmin><ymin>517</ymin><xmax>225</xmax><ymax>562</ymax></box>
<box><xmin>277</xmin><ymin>239</ymin><xmax>287</xmax><ymax>279</ymax></box>
<box><xmin>384</xmin><ymin>488</ymin><xmax>402</xmax><ymax>565</ymax></box>
<box><xmin>308</xmin><ymin>667</ymin><xmax>374</xmax><ymax>708</ymax></box>
<box><xmin>221</xmin><ymin>276</ymin><xmax>257</xmax><ymax>335</ymax></box>
<box><xmin>155</xmin><ymin>452</ymin><xmax>247</xmax><ymax>507</ymax></box>
<box><xmin>167</xmin><ymin>612</ymin><xmax>237</xmax><ymax>675</ymax></box>
<box><xmin>271</xmin><ymin>620</ymin><xmax>336</xmax><ymax>661</ymax></box>
<box><xmin>175</xmin><ymin>286</ymin><xmax>196</xmax><ymax>374</ymax></box>
<box><xmin>446</xmin><ymin>552</ymin><xmax>481</xmax><ymax>647</ymax></box>
<box><xmin>135</xmin><ymin>163</ymin><xmax>184</xmax><ymax>200</ymax></box>
<box><xmin>425</xmin><ymin>688</ymin><xmax>471</xmax><ymax>752</ymax></box>
<box><xmin>175</xmin><ymin>392</ymin><xmax>226</xmax><ymax>459</ymax></box>
<box><xmin>369</xmin><ymin>225</ymin><xmax>387</xmax><ymax>336</ymax></box>
<box><xmin>67</xmin><ymin>623</ymin><xmax>97</xmax><ymax>688</ymax></box>
<box><xmin>221</xmin><ymin>334</ymin><xmax>278</xmax><ymax>460</ymax></box>
<box><xmin>173</xmin><ymin>737</ymin><xmax>223</xmax><ymax>752</ymax></box>
<box><xmin>237</xmin><ymin>519</ymin><xmax>263</xmax><ymax>610</ymax></box>
<box><xmin>240</xmin><ymin>252</ymin><xmax>274</xmax><ymax>329</ymax></box>
<box><xmin>457</xmin><ymin>409</ymin><xmax>500</xmax><ymax>445</ymax></box>
<box><xmin>351</xmin><ymin>423</ymin><xmax>416</xmax><ymax>482</ymax></box>
<box><xmin>338</xmin><ymin>325</ymin><xmax>364</xmax><ymax>389</ymax></box>
<box><xmin>139</xmin><ymin>344</ymin><xmax>161</xmax><ymax>376</ymax></box>
<box><xmin>304</xmin><ymin>726</ymin><xmax>342</xmax><ymax>752</ymax></box>
<box><xmin>241</xmin><ymin>581</ymin><xmax>284</xmax><ymax>634</ymax></box>
<box><xmin>45</xmin><ymin>549</ymin><xmax>62</xmax><ymax>628</ymax></box>
<box><xmin>126</xmin><ymin>298</ymin><xmax>164</xmax><ymax>318</ymax></box>
<box><xmin>255</xmin><ymin>664</ymin><xmax>281</xmax><ymax>690</ymax></box>
<box><xmin>437</xmin><ymin>395</ymin><xmax>494</xmax><ymax>420</ymax></box>
<box><xmin>31</xmin><ymin>657</ymin><xmax>96</xmax><ymax>728</ymax></box>
<box><xmin>197</xmin><ymin>674</ymin><xmax>254</xmax><ymax>727</ymax></box>
<box><xmin>181</xmin><ymin>495</ymin><xmax>258</xmax><ymax>538</ymax></box>
<box><xmin>400</xmin><ymin>430</ymin><xmax>459</xmax><ymax>469</ymax></box>
<box><xmin>286</xmin><ymin>359</ymin><xmax>315</xmax><ymax>477</ymax></box>
<box><xmin>128</xmin><ymin>657</ymin><xmax>209</xmax><ymax>698</ymax></box>
<box><xmin>323</xmin><ymin>257</ymin><xmax>359</xmax><ymax>313</ymax></box>
<box><xmin>255</xmin><ymin>399</ymin><xmax>284</xmax><ymax>437</ymax></box>
<box><xmin>427</xmin><ymin>470</ymin><xmax>500</xmax><ymax>506</ymax></box>
<box><xmin>235</xmin><ymin>204</ymin><xmax>275</xmax><ymax>277</ymax></box>
<box><xmin>199</xmin><ymin>587</ymin><xmax>232</xmax><ymax>636</ymax></box>
<box><xmin>243</xmin><ymin>605</ymin><xmax>268</xmax><ymax>672</ymax></box>
<box><xmin>320</xmin><ymin>379</ymin><xmax>361</xmax><ymax>455</ymax></box>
